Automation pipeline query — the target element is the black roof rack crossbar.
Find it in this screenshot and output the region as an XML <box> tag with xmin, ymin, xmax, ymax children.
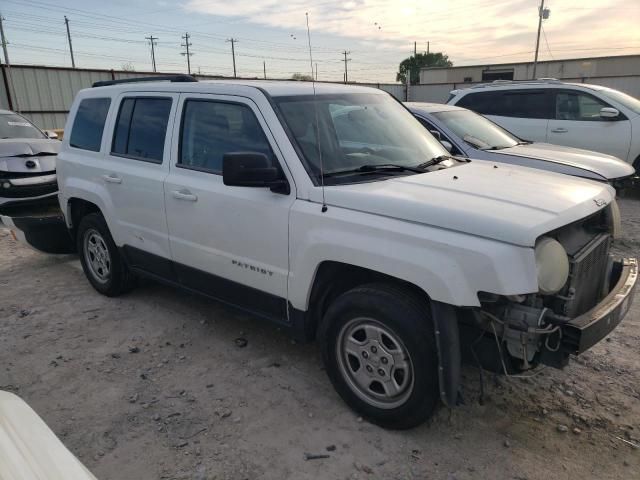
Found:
<box><xmin>92</xmin><ymin>74</ymin><xmax>197</xmax><ymax>88</ymax></box>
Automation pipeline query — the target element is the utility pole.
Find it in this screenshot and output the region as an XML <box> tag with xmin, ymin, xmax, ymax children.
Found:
<box><xmin>181</xmin><ymin>32</ymin><xmax>192</xmax><ymax>74</ymax></box>
<box><xmin>146</xmin><ymin>35</ymin><xmax>158</xmax><ymax>72</ymax></box>
<box><xmin>414</xmin><ymin>41</ymin><xmax>417</xmax><ymax>56</ymax></box>
<box><xmin>314</xmin><ymin>62</ymin><xmax>318</xmax><ymax>81</ymax></box>
<box><xmin>263</xmin><ymin>60</ymin><xmax>266</xmax><ymax>80</ymax></box>
<box><xmin>532</xmin><ymin>0</ymin><xmax>549</xmax><ymax>80</ymax></box>
<box><xmin>342</xmin><ymin>50</ymin><xmax>351</xmax><ymax>84</ymax></box>
<box><xmin>226</xmin><ymin>38</ymin><xmax>237</xmax><ymax>78</ymax></box>
<box><xmin>0</xmin><ymin>13</ymin><xmax>19</xmax><ymax>111</ymax></box>
<box><xmin>64</xmin><ymin>16</ymin><xmax>76</xmax><ymax>68</ymax></box>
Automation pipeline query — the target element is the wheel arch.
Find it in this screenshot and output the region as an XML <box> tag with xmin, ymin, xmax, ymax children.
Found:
<box><xmin>67</xmin><ymin>197</ymin><xmax>102</xmax><ymax>239</ymax></box>
<box><xmin>297</xmin><ymin>260</ymin><xmax>461</xmax><ymax>407</ymax></box>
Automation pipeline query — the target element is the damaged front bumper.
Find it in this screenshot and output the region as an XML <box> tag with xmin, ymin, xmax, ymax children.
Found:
<box><xmin>561</xmin><ymin>257</ymin><xmax>637</xmax><ymax>355</ymax></box>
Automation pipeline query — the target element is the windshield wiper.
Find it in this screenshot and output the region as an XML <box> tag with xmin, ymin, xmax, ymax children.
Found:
<box><xmin>415</xmin><ymin>156</ymin><xmax>451</xmax><ymax>169</ymax></box>
<box><xmin>323</xmin><ymin>163</ymin><xmax>426</xmax><ymax>178</ymax></box>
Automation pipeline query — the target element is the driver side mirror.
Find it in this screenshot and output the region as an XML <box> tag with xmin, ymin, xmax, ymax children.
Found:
<box><xmin>429</xmin><ymin>130</ymin><xmax>441</xmax><ymax>141</ymax></box>
<box><xmin>600</xmin><ymin>107</ymin><xmax>620</xmax><ymax>119</ymax></box>
<box><xmin>223</xmin><ymin>152</ymin><xmax>289</xmax><ymax>194</ymax></box>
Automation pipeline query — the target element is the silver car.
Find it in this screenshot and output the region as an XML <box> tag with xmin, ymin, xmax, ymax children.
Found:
<box><xmin>407</xmin><ymin>102</ymin><xmax>636</xmax><ymax>187</ymax></box>
<box><xmin>0</xmin><ymin>109</ymin><xmax>60</xmax><ymax>208</ymax></box>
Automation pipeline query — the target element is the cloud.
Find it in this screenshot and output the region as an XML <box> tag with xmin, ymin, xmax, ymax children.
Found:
<box><xmin>184</xmin><ymin>0</ymin><xmax>638</xmax><ymax>60</ymax></box>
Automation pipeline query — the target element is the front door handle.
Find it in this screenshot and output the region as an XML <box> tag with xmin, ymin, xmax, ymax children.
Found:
<box><xmin>102</xmin><ymin>174</ymin><xmax>122</xmax><ymax>184</ymax></box>
<box><xmin>551</xmin><ymin>128</ymin><xmax>568</xmax><ymax>133</ymax></box>
<box><xmin>172</xmin><ymin>189</ymin><xmax>198</xmax><ymax>202</ymax></box>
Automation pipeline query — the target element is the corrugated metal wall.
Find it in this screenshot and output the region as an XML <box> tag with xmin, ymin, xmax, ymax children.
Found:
<box><xmin>0</xmin><ymin>64</ymin><xmax>406</xmax><ymax>130</ymax></box>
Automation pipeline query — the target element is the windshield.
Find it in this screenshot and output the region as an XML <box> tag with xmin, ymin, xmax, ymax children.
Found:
<box><xmin>597</xmin><ymin>87</ymin><xmax>640</xmax><ymax>115</ymax></box>
<box><xmin>432</xmin><ymin>109</ymin><xmax>519</xmax><ymax>150</ymax></box>
<box><xmin>273</xmin><ymin>93</ymin><xmax>449</xmax><ymax>182</ymax></box>
<box><xmin>0</xmin><ymin>113</ymin><xmax>46</xmax><ymax>139</ymax></box>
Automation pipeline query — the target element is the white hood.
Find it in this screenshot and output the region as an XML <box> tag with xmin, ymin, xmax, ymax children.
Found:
<box><xmin>494</xmin><ymin>143</ymin><xmax>635</xmax><ymax>180</ymax></box>
<box><xmin>322</xmin><ymin>161</ymin><xmax>615</xmax><ymax>247</ymax></box>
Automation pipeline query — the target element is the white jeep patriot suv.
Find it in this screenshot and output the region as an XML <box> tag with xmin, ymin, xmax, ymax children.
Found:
<box><xmin>2</xmin><ymin>76</ymin><xmax>637</xmax><ymax>429</ymax></box>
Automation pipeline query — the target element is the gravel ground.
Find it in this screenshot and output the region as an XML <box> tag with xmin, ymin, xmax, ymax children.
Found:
<box><xmin>1</xmin><ymin>195</ymin><xmax>639</xmax><ymax>480</ymax></box>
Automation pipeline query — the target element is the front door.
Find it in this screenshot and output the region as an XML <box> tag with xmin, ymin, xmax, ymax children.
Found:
<box><xmin>547</xmin><ymin>89</ymin><xmax>632</xmax><ymax>161</ymax></box>
<box><xmin>164</xmin><ymin>94</ymin><xmax>295</xmax><ymax>320</ymax></box>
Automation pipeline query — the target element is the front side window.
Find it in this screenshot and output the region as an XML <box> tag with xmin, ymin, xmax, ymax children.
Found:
<box><xmin>274</xmin><ymin>93</ymin><xmax>450</xmax><ymax>183</ymax></box>
<box><xmin>69</xmin><ymin>98</ymin><xmax>111</xmax><ymax>152</ymax></box>
<box><xmin>179</xmin><ymin>100</ymin><xmax>274</xmax><ymax>173</ymax></box>
<box><xmin>0</xmin><ymin>113</ymin><xmax>45</xmax><ymax>140</ymax></box>
<box><xmin>112</xmin><ymin>97</ymin><xmax>172</xmax><ymax>162</ymax></box>
<box><xmin>432</xmin><ymin>110</ymin><xmax>519</xmax><ymax>150</ymax></box>
<box><xmin>555</xmin><ymin>91</ymin><xmax>609</xmax><ymax>121</ymax></box>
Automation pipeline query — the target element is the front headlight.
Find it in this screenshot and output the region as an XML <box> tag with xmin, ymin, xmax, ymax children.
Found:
<box><xmin>610</xmin><ymin>199</ymin><xmax>622</xmax><ymax>240</ymax></box>
<box><xmin>535</xmin><ymin>237</ymin><xmax>569</xmax><ymax>295</ymax></box>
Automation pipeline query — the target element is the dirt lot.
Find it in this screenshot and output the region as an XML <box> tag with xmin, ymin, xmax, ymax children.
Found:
<box><xmin>1</xmin><ymin>196</ymin><xmax>639</xmax><ymax>480</ymax></box>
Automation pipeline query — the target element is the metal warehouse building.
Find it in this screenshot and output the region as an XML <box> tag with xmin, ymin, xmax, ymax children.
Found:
<box><xmin>416</xmin><ymin>55</ymin><xmax>640</xmax><ymax>102</ymax></box>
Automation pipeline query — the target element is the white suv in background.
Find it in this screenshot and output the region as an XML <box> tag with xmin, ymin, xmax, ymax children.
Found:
<box><xmin>447</xmin><ymin>80</ymin><xmax>640</xmax><ymax>169</ymax></box>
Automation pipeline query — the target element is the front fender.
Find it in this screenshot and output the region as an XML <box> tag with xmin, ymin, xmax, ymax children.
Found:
<box><xmin>288</xmin><ymin>201</ymin><xmax>538</xmax><ymax>310</ymax></box>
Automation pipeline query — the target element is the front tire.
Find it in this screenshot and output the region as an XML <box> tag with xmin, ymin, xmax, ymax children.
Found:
<box><xmin>319</xmin><ymin>283</ymin><xmax>440</xmax><ymax>429</ymax></box>
<box><xmin>76</xmin><ymin>213</ymin><xmax>135</xmax><ymax>296</ymax></box>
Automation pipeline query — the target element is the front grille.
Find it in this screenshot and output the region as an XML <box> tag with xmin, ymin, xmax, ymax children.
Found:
<box><xmin>0</xmin><ymin>180</ymin><xmax>58</xmax><ymax>198</ymax></box>
<box><xmin>562</xmin><ymin>233</ymin><xmax>611</xmax><ymax>317</ymax></box>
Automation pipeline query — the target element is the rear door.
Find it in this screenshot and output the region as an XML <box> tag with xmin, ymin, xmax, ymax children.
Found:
<box><xmin>547</xmin><ymin>89</ymin><xmax>632</xmax><ymax>160</ymax></box>
<box><xmin>163</xmin><ymin>93</ymin><xmax>295</xmax><ymax>320</ymax></box>
<box><xmin>101</xmin><ymin>92</ymin><xmax>178</xmax><ymax>277</ymax></box>
<box><xmin>456</xmin><ymin>89</ymin><xmax>553</xmax><ymax>142</ymax></box>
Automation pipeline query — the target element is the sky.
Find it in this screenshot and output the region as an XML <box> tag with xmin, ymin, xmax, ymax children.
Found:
<box><xmin>1</xmin><ymin>0</ymin><xmax>639</xmax><ymax>83</ymax></box>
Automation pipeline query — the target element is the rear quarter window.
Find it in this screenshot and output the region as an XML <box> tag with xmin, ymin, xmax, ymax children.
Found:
<box><xmin>69</xmin><ymin>98</ymin><xmax>111</xmax><ymax>152</ymax></box>
<box><xmin>456</xmin><ymin>90</ymin><xmax>553</xmax><ymax>119</ymax></box>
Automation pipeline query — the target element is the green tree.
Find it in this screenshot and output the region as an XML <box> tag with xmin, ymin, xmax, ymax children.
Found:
<box><xmin>396</xmin><ymin>52</ymin><xmax>452</xmax><ymax>85</ymax></box>
<box><xmin>291</xmin><ymin>72</ymin><xmax>314</xmax><ymax>81</ymax></box>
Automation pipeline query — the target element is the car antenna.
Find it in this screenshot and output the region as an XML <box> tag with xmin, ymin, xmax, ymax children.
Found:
<box><xmin>306</xmin><ymin>12</ymin><xmax>327</xmax><ymax>213</ymax></box>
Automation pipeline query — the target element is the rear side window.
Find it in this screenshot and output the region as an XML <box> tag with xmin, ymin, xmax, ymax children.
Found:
<box><xmin>69</xmin><ymin>98</ymin><xmax>111</xmax><ymax>152</ymax></box>
<box><xmin>456</xmin><ymin>90</ymin><xmax>552</xmax><ymax>119</ymax></box>
<box><xmin>112</xmin><ymin>97</ymin><xmax>172</xmax><ymax>163</ymax></box>
<box><xmin>179</xmin><ymin>100</ymin><xmax>274</xmax><ymax>174</ymax></box>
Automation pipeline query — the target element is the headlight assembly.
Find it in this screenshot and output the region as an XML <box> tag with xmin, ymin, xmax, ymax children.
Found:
<box><xmin>609</xmin><ymin>199</ymin><xmax>622</xmax><ymax>240</ymax></box>
<box><xmin>535</xmin><ymin>237</ymin><xmax>569</xmax><ymax>295</ymax></box>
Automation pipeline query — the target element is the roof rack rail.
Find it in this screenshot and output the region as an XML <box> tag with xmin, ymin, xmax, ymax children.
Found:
<box><xmin>469</xmin><ymin>78</ymin><xmax>563</xmax><ymax>89</ymax></box>
<box><xmin>92</xmin><ymin>74</ymin><xmax>197</xmax><ymax>88</ymax></box>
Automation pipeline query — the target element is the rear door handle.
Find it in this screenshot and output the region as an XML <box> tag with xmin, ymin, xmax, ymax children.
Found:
<box><xmin>102</xmin><ymin>174</ymin><xmax>122</xmax><ymax>184</ymax></box>
<box><xmin>551</xmin><ymin>128</ymin><xmax>568</xmax><ymax>133</ymax></box>
<box><xmin>172</xmin><ymin>189</ymin><xmax>198</xmax><ymax>202</ymax></box>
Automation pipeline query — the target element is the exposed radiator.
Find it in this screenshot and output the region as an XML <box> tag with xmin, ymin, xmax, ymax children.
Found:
<box><xmin>562</xmin><ymin>233</ymin><xmax>611</xmax><ymax>318</ymax></box>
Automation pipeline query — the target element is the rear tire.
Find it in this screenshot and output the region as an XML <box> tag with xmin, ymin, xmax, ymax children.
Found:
<box><xmin>76</xmin><ymin>212</ymin><xmax>135</xmax><ymax>296</ymax></box>
<box><xmin>319</xmin><ymin>283</ymin><xmax>440</xmax><ymax>429</ymax></box>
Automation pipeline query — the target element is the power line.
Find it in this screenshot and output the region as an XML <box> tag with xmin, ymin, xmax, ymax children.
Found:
<box><xmin>541</xmin><ymin>25</ymin><xmax>554</xmax><ymax>61</ymax></box>
<box><xmin>181</xmin><ymin>32</ymin><xmax>192</xmax><ymax>74</ymax></box>
<box><xmin>145</xmin><ymin>35</ymin><xmax>158</xmax><ymax>72</ymax></box>
<box><xmin>342</xmin><ymin>50</ymin><xmax>351</xmax><ymax>83</ymax></box>
<box><xmin>64</xmin><ymin>15</ymin><xmax>75</xmax><ymax>68</ymax></box>
<box><xmin>226</xmin><ymin>38</ymin><xmax>237</xmax><ymax>78</ymax></box>
<box><xmin>0</xmin><ymin>11</ymin><xmax>20</xmax><ymax>111</ymax></box>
